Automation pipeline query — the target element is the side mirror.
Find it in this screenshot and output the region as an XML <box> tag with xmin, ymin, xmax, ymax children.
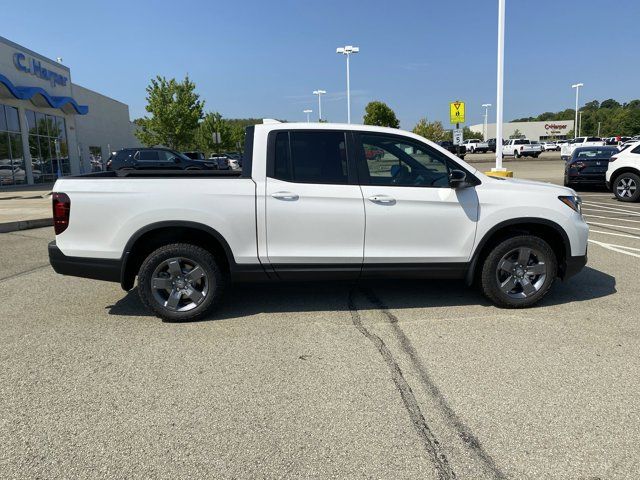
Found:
<box><xmin>449</xmin><ymin>169</ymin><xmax>469</xmax><ymax>189</ymax></box>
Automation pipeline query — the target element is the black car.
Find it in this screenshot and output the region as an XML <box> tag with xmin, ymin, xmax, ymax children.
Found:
<box><xmin>486</xmin><ymin>138</ymin><xmax>497</xmax><ymax>152</ymax></box>
<box><xmin>107</xmin><ymin>148</ymin><xmax>217</xmax><ymax>171</ymax></box>
<box><xmin>436</xmin><ymin>141</ymin><xmax>466</xmax><ymax>160</ymax></box>
<box><xmin>564</xmin><ymin>146</ymin><xmax>618</xmax><ymax>188</ymax></box>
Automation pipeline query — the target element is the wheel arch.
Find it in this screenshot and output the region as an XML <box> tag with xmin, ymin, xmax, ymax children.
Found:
<box><xmin>120</xmin><ymin>221</ymin><xmax>236</xmax><ymax>291</ymax></box>
<box><xmin>611</xmin><ymin>167</ymin><xmax>640</xmax><ymax>183</ymax></box>
<box><xmin>466</xmin><ymin>218</ymin><xmax>571</xmax><ymax>285</ymax></box>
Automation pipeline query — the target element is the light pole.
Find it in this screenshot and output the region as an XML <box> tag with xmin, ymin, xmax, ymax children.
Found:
<box><xmin>303</xmin><ymin>109</ymin><xmax>313</xmax><ymax>123</ymax></box>
<box><xmin>336</xmin><ymin>45</ymin><xmax>359</xmax><ymax>124</ymax></box>
<box><xmin>578</xmin><ymin>111</ymin><xmax>583</xmax><ymax>137</ymax></box>
<box><xmin>313</xmin><ymin>90</ymin><xmax>326</xmax><ymax>122</ymax></box>
<box><xmin>572</xmin><ymin>83</ymin><xmax>583</xmax><ymax>139</ymax></box>
<box><xmin>493</xmin><ymin>0</ymin><xmax>506</xmax><ymax>171</ymax></box>
<box><xmin>482</xmin><ymin>103</ymin><xmax>492</xmax><ymax>141</ymax></box>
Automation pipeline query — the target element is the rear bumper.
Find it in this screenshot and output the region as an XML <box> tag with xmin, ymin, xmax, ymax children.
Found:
<box><xmin>562</xmin><ymin>254</ymin><xmax>587</xmax><ymax>280</ymax></box>
<box><xmin>48</xmin><ymin>241</ymin><xmax>122</xmax><ymax>283</ymax></box>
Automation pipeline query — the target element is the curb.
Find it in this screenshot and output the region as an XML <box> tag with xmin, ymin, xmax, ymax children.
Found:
<box><xmin>0</xmin><ymin>218</ymin><xmax>53</xmax><ymax>233</ymax></box>
<box><xmin>464</xmin><ymin>157</ymin><xmax>563</xmax><ymax>165</ymax></box>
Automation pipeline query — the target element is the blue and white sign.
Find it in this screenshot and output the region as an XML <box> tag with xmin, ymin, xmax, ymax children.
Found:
<box><xmin>13</xmin><ymin>52</ymin><xmax>68</xmax><ymax>88</ymax></box>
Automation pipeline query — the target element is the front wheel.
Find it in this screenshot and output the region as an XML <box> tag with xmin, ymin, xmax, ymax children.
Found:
<box><xmin>480</xmin><ymin>235</ymin><xmax>557</xmax><ymax>308</ymax></box>
<box><xmin>137</xmin><ymin>243</ymin><xmax>227</xmax><ymax>322</ymax></box>
<box><xmin>613</xmin><ymin>172</ymin><xmax>640</xmax><ymax>202</ymax></box>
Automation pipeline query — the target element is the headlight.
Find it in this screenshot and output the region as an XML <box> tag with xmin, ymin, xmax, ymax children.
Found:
<box><xmin>558</xmin><ymin>195</ymin><xmax>582</xmax><ymax>214</ymax></box>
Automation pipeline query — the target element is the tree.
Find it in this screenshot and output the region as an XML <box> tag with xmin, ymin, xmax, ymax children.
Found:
<box><xmin>412</xmin><ymin>118</ymin><xmax>448</xmax><ymax>141</ymax></box>
<box><xmin>463</xmin><ymin>127</ymin><xmax>484</xmax><ymax>140</ymax></box>
<box><xmin>509</xmin><ymin>129</ymin><xmax>523</xmax><ymax>139</ymax></box>
<box><xmin>195</xmin><ymin>112</ymin><xmax>232</xmax><ymax>155</ymax></box>
<box><xmin>135</xmin><ymin>75</ymin><xmax>204</xmax><ymax>150</ymax></box>
<box><xmin>600</xmin><ymin>99</ymin><xmax>621</xmax><ymax>109</ymax></box>
<box><xmin>363</xmin><ymin>101</ymin><xmax>400</xmax><ymax>128</ymax></box>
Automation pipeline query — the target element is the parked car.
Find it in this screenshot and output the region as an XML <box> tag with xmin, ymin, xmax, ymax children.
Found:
<box><xmin>606</xmin><ymin>141</ymin><xmax>640</xmax><ymax>201</ymax></box>
<box><xmin>561</xmin><ymin>137</ymin><xmax>605</xmax><ymax>160</ymax></box>
<box><xmin>503</xmin><ymin>139</ymin><xmax>542</xmax><ymax>158</ymax></box>
<box><xmin>0</xmin><ymin>165</ymin><xmax>26</xmax><ymax>184</ymax></box>
<box><xmin>436</xmin><ymin>141</ymin><xmax>466</xmax><ymax>160</ymax></box>
<box><xmin>564</xmin><ymin>146</ymin><xmax>619</xmax><ymax>189</ymax></box>
<box><xmin>107</xmin><ymin>148</ymin><xmax>217</xmax><ymax>171</ymax></box>
<box><xmin>461</xmin><ymin>139</ymin><xmax>489</xmax><ymax>153</ymax></box>
<box><xmin>183</xmin><ymin>151</ymin><xmax>206</xmax><ymax>160</ymax></box>
<box><xmin>542</xmin><ymin>141</ymin><xmax>560</xmax><ymax>151</ymax></box>
<box><xmin>49</xmin><ymin>121</ymin><xmax>588</xmax><ymax>321</ymax></box>
<box><xmin>486</xmin><ymin>138</ymin><xmax>497</xmax><ymax>152</ymax></box>
<box><xmin>224</xmin><ymin>152</ymin><xmax>243</xmax><ymax>168</ymax></box>
<box><xmin>208</xmin><ymin>155</ymin><xmax>230</xmax><ymax>170</ymax></box>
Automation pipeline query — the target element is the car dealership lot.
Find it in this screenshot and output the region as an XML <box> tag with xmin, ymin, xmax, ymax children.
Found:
<box><xmin>2</xmin><ymin>159</ymin><xmax>640</xmax><ymax>479</ymax></box>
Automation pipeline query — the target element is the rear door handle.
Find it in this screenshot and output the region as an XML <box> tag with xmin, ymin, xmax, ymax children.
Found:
<box><xmin>271</xmin><ymin>191</ymin><xmax>299</xmax><ymax>201</ymax></box>
<box><xmin>368</xmin><ymin>195</ymin><xmax>396</xmax><ymax>204</ymax></box>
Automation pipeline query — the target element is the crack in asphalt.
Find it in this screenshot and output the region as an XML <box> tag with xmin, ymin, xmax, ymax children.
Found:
<box><xmin>348</xmin><ymin>288</ymin><xmax>456</xmax><ymax>480</ymax></box>
<box><xmin>360</xmin><ymin>287</ymin><xmax>507</xmax><ymax>480</ymax></box>
<box><xmin>0</xmin><ymin>264</ymin><xmax>50</xmax><ymax>283</ymax></box>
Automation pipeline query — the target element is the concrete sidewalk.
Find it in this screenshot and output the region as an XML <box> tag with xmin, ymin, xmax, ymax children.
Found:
<box><xmin>0</xmin><ymin>185</ymin><xmax>53</xmax><ymax>233</ymax></box>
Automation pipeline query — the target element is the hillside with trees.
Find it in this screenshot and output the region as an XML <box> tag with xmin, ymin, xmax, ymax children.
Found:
<box><xmin>512</xmin><ymin>98</ymin><xmax>640</xmax><ymax>137</ymax></box>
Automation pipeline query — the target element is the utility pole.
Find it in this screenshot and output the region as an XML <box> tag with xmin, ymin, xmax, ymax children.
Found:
<box><xmin>572</xmin><ymin>83</ymin><xmax>583</xmax><ymax>139</ymax></box>
<box><xmin>493</xmin><ymin>0</ymin><xmax>506</xmax><ymax>172</ymax></box>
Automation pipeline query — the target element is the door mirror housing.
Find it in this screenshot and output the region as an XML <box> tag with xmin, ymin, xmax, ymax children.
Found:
<box><xmin>449</xmin><ymin>169</ymin><xmax>469</xmax><ymax>189</ymax></box>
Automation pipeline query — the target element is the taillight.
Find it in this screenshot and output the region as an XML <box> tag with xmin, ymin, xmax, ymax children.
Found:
<box><xmin>52</xmin><ymin>192</ymin><xmax>70</xmax><ymax>235</ymax></box>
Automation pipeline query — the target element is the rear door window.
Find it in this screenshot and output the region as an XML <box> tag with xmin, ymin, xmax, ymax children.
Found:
<box><xmin>138</xmin><ymin>150</ymin><xmax>160</xmax><ymax>161</ymax></box>
<box><xmin>271</xmin><ymin>131</ymin><xmax>348</xmax><ymax>184</ymax></box>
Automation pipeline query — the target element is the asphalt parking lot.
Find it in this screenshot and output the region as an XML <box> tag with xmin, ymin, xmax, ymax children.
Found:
<box><xmin>2</xmin><ymin>157</ymin><xmax>639</xmax><ymax>479</ymax></box>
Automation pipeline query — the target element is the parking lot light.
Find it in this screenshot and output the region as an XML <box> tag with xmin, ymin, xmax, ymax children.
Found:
<box><xmin>303</xmin><ymin>109</ymin><xmax>313</xmax><ymax>123</ymax></box>
<box><xmin>336</xmin><ymin>46</ymin><xmax>359</xmax><ymax>124</ymax></box>
<box><xmin>492</xmin><ymin>0</ymin><xmax>507</xmax><ymax>173</ymax></box>
<box><xmin>572</xmin><ymin>83</ymin><xmax>584</xmax><ymax>139</ymax></box>
<box><xmin>482</xmin><ymin>103</ymin><xmax>492</xmax><ymax>141</ymax></box>
<box><xmin>313</xmin><ymin>90</ymin><xmax>326</xmax><ymax>122</ymax></box>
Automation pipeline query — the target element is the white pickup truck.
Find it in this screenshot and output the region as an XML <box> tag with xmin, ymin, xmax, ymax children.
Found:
<box><xmin>561</xmin><ymin>136</ymin><xmax>605</xmax><ymax>160</ymax></box>
<box><xmin>503</xmin><ymin>139</ymin><xmax>543</xmax><ymax>158</ymax></box>
<box><xmin>461</xmin><ymin>139</ymin><xmax>489</xmax><ymax>153</ymax></box>
<box><xmin>49</xmin><ymin>122</ymin><xmax>588</xmax><ymax>321</ymax></box>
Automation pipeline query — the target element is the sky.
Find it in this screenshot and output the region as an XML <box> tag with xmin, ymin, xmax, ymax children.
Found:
<box><xmin>3</xmin><ymin>0</ymin><xmax>639</xmax><ymax>128</ymax></box>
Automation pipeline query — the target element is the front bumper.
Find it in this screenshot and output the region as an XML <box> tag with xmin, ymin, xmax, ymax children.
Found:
<box><xmin>48</xmin><ymin>241</ymin><xmax>122</xmax><ymax>283</ymax></box>
<box><xmin>562</xmin><ymin>254</ymin><xmax>587</xmax><ymax>280</ymax></box>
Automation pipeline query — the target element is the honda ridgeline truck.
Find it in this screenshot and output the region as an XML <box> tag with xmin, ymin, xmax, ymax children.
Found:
<box><xmin>49</xmin><ymin>121</ymin><xmax>588</xmax><ymax>321</ymax></box>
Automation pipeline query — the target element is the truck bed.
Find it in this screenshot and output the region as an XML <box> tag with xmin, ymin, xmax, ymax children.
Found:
<box><xmin>68</xmin><ymin>169</ymin><xmax>244</xmax><ymax>179</ymax></box>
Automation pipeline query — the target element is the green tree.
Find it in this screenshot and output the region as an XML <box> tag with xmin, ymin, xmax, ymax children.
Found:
<box><xmin>135</xmin><ymin>75</ymin><xmax>204</xmax><ymax>150</ymax></box>
<box><xmin>412</xmin><ymin>118</ymin><xmax>448</xmax><ymax>141</ymax></box>
<box><xmin>600</xmin><ymin>99</ymin><xmax>621</xmax><ymax>109</ymax></box>
<box><xmin>363</xmin><ymin>101</ymin><xmax>400</xmax><ymax>128</ymax></box>
<box><xmin>195</xmin><ymin>112</ymin><xmax>233</xmax><ymax>155</ymax></box>
<box><xmin>509</xmin><ymin>129</ymin><xmax>523</xmax><ymax>139</ymax></box>
<box><xmin>462</xmin><ymin>126</ymin><xmax>484</xmax><ymax>140</ymax></box>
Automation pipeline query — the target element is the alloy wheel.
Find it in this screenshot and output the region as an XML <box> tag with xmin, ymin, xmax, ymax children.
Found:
<box><xmin>150</xmin><ymin>257</ymin><xmax>209</xmax><ymax>311</ymax></box>
<box><xmin>616</xmin><ymin>177</ymin><xmax>637</xmax><ymax>198</ymax></box>
<box><xmin>495</xmin><ymin>247</ymin><xmax>547</xmax><ymax>299</ymax></box>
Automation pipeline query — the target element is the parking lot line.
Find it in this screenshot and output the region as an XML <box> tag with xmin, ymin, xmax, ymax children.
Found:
<box><xmin>587</xmin><ymin>221</ymin><xmax>640</xmax><ymax>231</ymax></box>
<box><xmin>589</xmin><ymin>229</ymin><xmax>640</xmax><ymax>239</ymax></box>
<box><xmin>582</xmin><ymin>203</ymin><xmax>640</xmax><ymax>216</ymax></box>
<box><xmin>588</xmin><ymin>239</ymin><xmax>640</xmax><ymax>258</ymax></box>
<box><xmin>584</xmin><ymin>214</ymin><xmax>640</xmax><ymax>224</ymax></box>
<box><xmin>582</xmin><ymin>208</ymin><xmax>640</xmax><ymax>218</ymax></box>
<box><xmin>583</xmin><ymin>200</ymin><xmax>640</xmax><ymax>211</ymax></box>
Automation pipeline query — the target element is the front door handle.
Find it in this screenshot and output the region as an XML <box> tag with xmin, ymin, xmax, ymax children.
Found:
<box><xmin>271</xmin><ymin>191</ymin><xmax>299</xmax><ymax>201</ymax></box>
<box><xmin>368</xmin><ymin>195</ymin><xmax>396</xmax><ymax>205</ymax></box>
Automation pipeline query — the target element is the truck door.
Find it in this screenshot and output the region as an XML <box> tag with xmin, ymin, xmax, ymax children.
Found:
<box><xmin>264</xmin><ymin>130</ymin><xmax>365</xmax><ymax>280</ymax></box>
<box><xmin>353</xmin><ymin>131</ymin><xmax>479</xmax><ymax>275</ymax></box>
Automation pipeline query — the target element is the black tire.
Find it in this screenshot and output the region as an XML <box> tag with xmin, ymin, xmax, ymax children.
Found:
<box><xmin>479</xmin><ymin>235</ymin><xmax>557</xmax><ymax>308</ymax></box>
<box><xmin>612</xmin><ymin>172</ymin><xmax>640</xmax><ymax>202</ymax></box>
<box><xmin>469</xmin><ymin>147</ymin><xmax>475</xmax><ymax>154</ymax></box>
<box><xmin>138</xmin><ymin>243</ymin><xmax>227</xmax><ymax>322</ymax></box>
<box><xmin>514</xmin><ymin>150</ymin><xmax>520</xmax><ymax>158</ymax></box>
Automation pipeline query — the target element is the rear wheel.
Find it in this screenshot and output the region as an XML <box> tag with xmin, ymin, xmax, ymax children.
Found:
<box><xmin>480</xmin><ymin>235</ymin><xmax>557</xmax><ymax>308</ymax></box>
<box><xmin>138</xmin><ymin>243</ymin><xmax>227</xmax><ymax>322</ymax></box>
<box><xmin>514</xmin><ymin>150</ymin><xmax>521</xmax><ymax>158</ymax></box>
<box><xmin>613</xmin><ymin>172</ymin><xmax>640</xmax><ymax>202</ymax></box>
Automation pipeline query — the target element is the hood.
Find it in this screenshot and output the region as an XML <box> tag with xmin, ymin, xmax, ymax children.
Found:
<box><xmin>480</xmin><ymin>174</ymin><xmax>577</xmax><ymax>196</ymax></box>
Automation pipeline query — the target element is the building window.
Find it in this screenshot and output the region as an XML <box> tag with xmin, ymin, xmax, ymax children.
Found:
<box><xmin>89</xmin><ymin>146</ymin><xmax>103</xmax><ymax>172</ymax></box>
<box><xmin>0</xmin><ymin>104</ymin><xmax>26</xmax><ymax>186</ymax></box>
<box><xmin>27</xmin><ymin>109</ymin><xmax>69</xmax><ymax>183</ymax></box>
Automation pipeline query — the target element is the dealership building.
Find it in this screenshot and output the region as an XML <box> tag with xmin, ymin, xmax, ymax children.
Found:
<box><xmin>0</xmin><ymin>35</ymin><xmax>139</xmax><ymax>187</ymax></box>
<box><xmin>469</xmin><ymin>120</ymin><xmax>575</xmax><ymax>142</ymax></box>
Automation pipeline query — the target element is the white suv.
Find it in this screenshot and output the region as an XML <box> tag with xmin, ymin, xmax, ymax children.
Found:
<box><xmin>606</xmin><ymin>141</ymin><xmax>640</xmax><ymax>201</ymax></box>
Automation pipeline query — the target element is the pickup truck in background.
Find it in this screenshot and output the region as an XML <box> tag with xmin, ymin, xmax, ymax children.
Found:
<box><xmin>436</xmin><ymin>141</ymin><xmax>466</xmax><ymax>159</ymax></box>
<box><xmin>461</xmin><ymin>139</ymin><xmax>489</xmax><ymax>153</ymax></box>
<box><xmin>561</xmin><ymin>136</ymin><xmax>605</xmax><ymax>160</ymax></box>
<box><xmin>49</xmin><ymin>122</ymin><xmax>588</xmax><ymax>321</ymax></box>
<box><xmin>503</xmin><ymin>139</ymin><xmax>543</xmax><ymax>158</ymax></box>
